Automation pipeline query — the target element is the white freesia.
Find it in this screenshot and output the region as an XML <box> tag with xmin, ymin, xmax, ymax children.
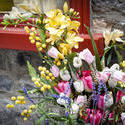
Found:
<box><xmin>121</xmin><ymin>95</ymin><xmax>125</xmax><ymax>104</ymax></box>
<box><xmin>57</xmin><ymin>93</ymin><xmax>69</xmax><ymax>106</ymax></box>
<box><xmin>73</xmin><ymin>57</ymin><xmax>82</xmax><ymax>68</ymax></box>
<box><xmin>73</xmin><ymin>80</ymin><xmax>84</xmax><ymax>93</ymax></box>
<box><xmin>60</xmin><ymin>69</ymin><xmax>71</xmax><ymax>81</ymax></box>
<box><xmin>104</xmin><ymin>93</ymin><xmax>113</xmax><ymax>108</ymax></box>
<box><xmin>110</xmin><ymin>63</ymin><xmax>120</xmax><ymax>72</ymax></box>
<box><xmin>70</xmin><ymin>103</ymin><xmax>79</xmax><ymax>114</ymax></box>
<box><xmin>108</xmin><ymin>77</ymin><xmax>117</xmax><ymax>88</ymax></box>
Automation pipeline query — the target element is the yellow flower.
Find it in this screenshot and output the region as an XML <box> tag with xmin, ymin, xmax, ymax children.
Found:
<box><xmin>63</xmin><ymin>2</ymin><xmax>68</xmax><ymax>13</ymax></box>
<box><xmin>103</xmin><ymin>29</ymin><xmax>124</xmax><ymax>46</ymax></box>
<box><xmin>112</xmin><ymin>29</ymin><xmax>124</xmax><ymax>42</ymax></box>
<box><xmin>122</xmin><ymin>61</ymin><xmax>125</xmax><ymax>67</ymax></box>
<box><xmin>45</xmin><ymin>9</ymin><xmax>70</xmax><ymax>44</ymax></box>
<box><xmin>103</xmin><ymin>30</ymin><xmax>113</xmax><ymax>46</ymax></box>
<box><xmin>66</xmin><ymin>31</ymin><xmax>83</xmax><ymax>49</ymax></box>
<box><xmin>58</xmin><ymin>43</ymin><xmax>72</xmax><ymax>55</ymax></box>
<box><xmin>29</xmin><ymin>105</ymin><xmax>35</xmax><ymax>109</ymax></box>
<box><xmin>11</xmin><ymin>96</ymin><xmax>16</xmax><ymax>101</ymax></box>
<box><xmin>23</xmin><ymin>117</ymin><xmax>28</xmax><ymax>121</ymax></box>
<box><xmin>67</xmin><ymin>21</ymin><xmax>80</xmax><ymax>33</ymax></box>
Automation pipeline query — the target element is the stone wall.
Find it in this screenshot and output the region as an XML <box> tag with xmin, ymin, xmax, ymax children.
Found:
<box><xmin>1</xmin><ymin>0</ymin><xmax>125</xmax><ymax>124</ymax></box>
<box><xmin>92</xmin><ymin>0</ymin><xmax>125</xmax><ymax>33</ymax></box>
<box><xmin>0</xmin><ymin>49</ymin><xmax>43</xmax><ymax>125</ymax></box>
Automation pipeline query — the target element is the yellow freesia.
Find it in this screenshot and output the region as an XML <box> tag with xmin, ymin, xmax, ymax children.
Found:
<box><xmin>45</xmin><ymin>9</ymin><xmax>70</xmax><ymax>36</ymax></box>
<box><xmin>67</xmin><ymin>20</ymin><xmax>80</xmax><ymax>33</ymax></box>
<box><xmin>103</xmin><ymin>30</ymin><xmax>113</xmax><ymax>46</ymax></box>
<box><xmin>46</xmin><ymin>34</ymin><xmax>60</xmax><ymax>45</ymax></box>
<box><xmin>58</xmin><ymin>43</ymin><xmax>72</xmax><ymax>55</ymax></box>
<box><xmin>112</xmin><ymin>29</ymin><xmax>124</xmax><ymax>42</ymax></box>
<box><xmin>103</xmin><ymin>29</ymin><xmax>124</xmax><ymax>46</ymax></box>
<box><xmin>63</xmin><ymin>1</ymin><xmax>68</xmax><ymax>13</ymax></box>
<box><xmin>66</xmin><ymin>31</ymin><xmax>84</xmax><ymax>49</ymax></box>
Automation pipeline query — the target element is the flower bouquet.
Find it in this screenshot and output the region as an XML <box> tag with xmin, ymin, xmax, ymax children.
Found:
<box><xmin>2</xmin><ymin>1</ymin><xmax>125</xmax><ymax>125</ymax></box>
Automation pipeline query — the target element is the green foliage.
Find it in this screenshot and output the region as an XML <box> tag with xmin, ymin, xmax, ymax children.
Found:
<box><xmin>27</xmin><ymin>61</ymin><xmax>39</xmax><ymax>78</ymax></box>
<box><xmin>84</xmin><ymin>25</ymin><xmax>102</xmax><ymax>71</ymax></box>
<box><xmin>37</xmin><ymin>14</ymin><xmax>46</xmax><ymax>43</ymax></box>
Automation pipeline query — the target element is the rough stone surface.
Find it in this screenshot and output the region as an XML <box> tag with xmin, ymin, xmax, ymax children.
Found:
<box><xmin>92</xmin><ymin>0</ymin><xmax>125</xmax><ymax>33</ymax></box>
<box><xmin>0</xmin><ymin>75</ymin><xmax>13</xmax><ymax>91</ymax></box>
<box><xmin>0</xmin><ymin>49</ymin><xmax>42</xmax><ymax>125</ymax></box>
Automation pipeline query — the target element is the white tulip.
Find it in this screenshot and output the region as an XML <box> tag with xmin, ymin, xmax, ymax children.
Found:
<box><xmin>73</xmin><ymin>57</ymin><xmax>82</xmax><ymax>68</ymax></box>
<box><xmin>60</xmin><ymin>69</ymin><xmax>71</xmax><ymax>81</ymax></box>
<box><xmin>73</xmin><ymin>80</ymin><xmax>84</xmax><ymax>93</ymax></box>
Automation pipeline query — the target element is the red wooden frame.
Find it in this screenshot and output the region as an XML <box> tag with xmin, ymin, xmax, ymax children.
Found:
<box><xmin>0</xmin><ymin>0</ymin><xmax>104</xmax><ymax>56</ymax></box>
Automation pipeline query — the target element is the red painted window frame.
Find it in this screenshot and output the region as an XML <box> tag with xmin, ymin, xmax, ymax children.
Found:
<box><xmin>0</xmin><ymin>0</ymin><xmax>104</xmax><ymax>56</ymax></box>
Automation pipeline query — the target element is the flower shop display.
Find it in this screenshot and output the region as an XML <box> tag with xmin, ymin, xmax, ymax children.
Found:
<box><xmin>2</xmin><ymin>2</ymin><xmax>125</xmax><ymax>125</ymax></box>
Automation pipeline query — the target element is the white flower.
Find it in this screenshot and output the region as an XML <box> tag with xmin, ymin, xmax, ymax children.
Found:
<box><xmin>70</xmin><ymin>103</ymin><xmax>79</xmax><ymax>114</ymax></box>
<box><xmin>121</xmin><ymin>96</ymin><xmax>125</xmax><ymax>104</ymax></box>
<box><xmin>60</xmin><ymin>69</ymin><xmax>71</xmax><ymax>81</ymax></box>
<box><xmin>73</xmin><ymin>80</ymin><xmax>84</xmax><ymax>93</ymax></box>
<box><xmin>57</xmin><ymin>93</ymin><xmax>69</xmax><ymax>106</ymax></box>
<box><xmin>110</xmin><ymin>64</ymin><xmax>120</xmax><ymax>72</ymax></box>
<box><xmin>75</xmin><ymin>95</ymin><xmax>87</xmax><ymax>108</ymax></box>
<box><xmin>104</xmin><ymin>93</ymin><xmax>113</xmax><ymax>108</ymax></box>
<box><xmin>73</xmin><ymin>57</ymin><xmax>82</xmax><ymax>68</ymax></box>
<box><xmin>79</xmin><ymin>48</ymin><xmax>94</xmax><ymax>64</ymax></box>
<box><xmin>121</xmin><ymin>112</ymin><xmax>125</xmax><ymax>122</ymax></box>
<box><xmin>108</xmin><ymin>77</ymin><xmax>117</xmax><ymax>88</ymax></box>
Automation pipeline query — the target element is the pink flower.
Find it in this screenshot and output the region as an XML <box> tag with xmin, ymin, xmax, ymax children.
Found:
<box><xmin>50</xmin><ymin>65</ymin><xmax>59</xmax><ymax>77</ymax></box>
<box><xmin>81</xmin><ymin>71</ymin><xmax>93</xmax><ymax>92</ymax></box>
<box><xmin>113</xmin><ymin>71</ymin><xmax>125</xmax><ymax>82</ymax></box>
<box><xmin>74</xmin><ymin>95</ymin><xmax>87</xmax><ymax>107</ymax></box>
<box><xmin>96</xmin><ymin>72</ymin><xmax>109</xmax><ymax>83</ymax></box>
<box><xmin>97</xmin><ymin>95</ymin><xmax>104</xmax><ymax>109</ymax></box>
<box><xmin>54</xmin><ymin>81</ymin><xmax>71</xmax><ymax>96</ymax></box>
<box><xmin>121</xmin><ymin>113</ymin><xmax>125</xmax><ymax>125</ymax></box>
<box><xmin>116</xmin><ymin>90</ymin><xmax>124</xmax><ymax>102</ymax></box>
<box><xmin>47</xmin><ymin>46</ymin><xmax>59</xmax><ymax>58</ymax></box>
<box><xmin>83</xmin><ymin>109</ymin><xmax>102</xmax><ymax>125</ymax></box>
<box><xmin>79</xmin><ymin>48</ymin><xmax>94</xmax><ymax>64</ymax></box>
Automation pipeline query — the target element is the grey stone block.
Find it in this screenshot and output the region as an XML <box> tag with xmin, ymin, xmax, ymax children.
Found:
<box><xmin>0</xmin><ymin>75</ymin><xmax>13</xmax><ymax>91</ymax></box>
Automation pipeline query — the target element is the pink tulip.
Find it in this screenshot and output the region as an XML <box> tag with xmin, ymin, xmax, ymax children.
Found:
<box><xmin>83</xmin><ymin>109</ymin><xmax>102</xmax><ymax>125</ymax></box>
<box><xmin>97</xmin><ymin>95</ymin><xmax>104</xmax><ymax>109</ymax></box>
<box><xmin>79</xmin><ymin>48</ymin><xmax>94</xmax><ymax>64</ymax></box>
<box><xmin>116</xmin><ymin>90</ymin><xmax>124</xmax><ymax>102</ymax></box>
<box><xmin>54</xmin><ymin>81</ymin><xmax>71</xmax><ymax>96</ymax></box>
<box><xmin>50</xmin><ymin>65</ymin><xmax>59</xmax><ymax>77</ymax></box>
<box><xmin>96</xmin><ymin>72</ymin><xmax>109</xmax><ymax>83</ymax></box>
<box><xmin>47</xmin><ymin>46</ymin><xmax>59</xmax><ymax>58</ymax></box>
<box><xmin>81</xmin><ymin>71</ymin><xmax>93</xmax><ymax>92</ymax></box>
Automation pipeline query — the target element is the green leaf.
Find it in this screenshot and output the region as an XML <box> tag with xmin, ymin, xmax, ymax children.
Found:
<box><xmin>27</xmin><ymin>61</ymin><xmax>38</xmax><ymax>78</ymax></box>
<box><xmin>115</xmin><ymin>49</ymin><xmax>122</xmax><ymax>64</ymax></box>
<box><xmin>84</xmin><ymin>25</ymin><xmax>102</xmax><ymax>71</ymax></box>
<box><xmin>107</xmin><ymin>53</ymin><xmax>112</xmax><ymax>66</ymax></box>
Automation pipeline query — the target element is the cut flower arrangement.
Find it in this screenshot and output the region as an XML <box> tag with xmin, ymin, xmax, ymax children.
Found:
<box><xmin>2</xmin><ymin>1</ymin><xmax>125</xmax><ymax>125</ymax></box>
